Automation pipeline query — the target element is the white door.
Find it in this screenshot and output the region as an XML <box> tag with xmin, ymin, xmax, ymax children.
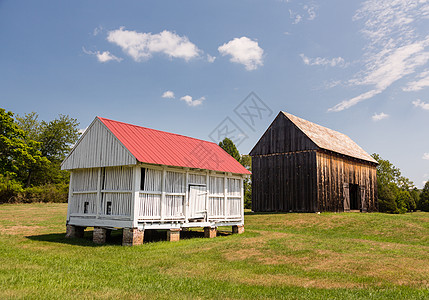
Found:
<box><xmin>188</xmin><ymin>185</ymin><xmax>207</xmax><ymax>220</ymax></box>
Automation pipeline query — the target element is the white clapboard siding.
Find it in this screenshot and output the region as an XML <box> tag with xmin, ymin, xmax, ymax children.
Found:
<box><xmin>165</xmin><ymin>171</ymin><xmax>185</xmax><ymax>193</ymax></box>
<box><xmin>208</xmin><ymin>176</ymin><xmax>224</xmax><ymax>217</ymax></box>
<box><xmin>227</xmin><ymin>178</ymin><xmax>241</xmax><ymax>197</ymax></box>
<box><xmin>226</xmin><ymin>178</ymin><xmax>241</xmax><ymax>216</ymax></box>
<box><xmin>143</xmin><ymin>168</ymin><xmax>162</xmax><ymax>192</ymax></box>
<box><xmin>163</xmin><ymin>195</ymin><xmax>184</xmax><ymax>217</ymax></box>
<box><xmin>72</xmin><ymin>169</ymin><xmax>98</xmax><ymax>192</ymax></box>
<box><xmin>70</xmin><ymin>169</ymin><xmax>98</xmax><ymax>215</ymax></box>
<box><xmin>70</xmin><ymin>193</ymin><xmax>97</xmax><ymax>214</ymax></box>
<box><xmin>208</xmin><ymin>196</ymin><xmax>224</xmax><ymax>217</ymax></box>
<box><xmin>138</xmin><ymin>193</ymin><xmax>161</xmax><ymax>218</ymax></box>
<box><xmin>102</xmin><ymin>193</ymin><xmax>132</xmax><ymax>216</ymax></box>
<box><xmin>209</xmin><ymin>176</ymin><xmax>224</xmax><ymax>196</ymax></box>
<box><xmin>188</xmin><ymin>173</ymin><xmax>206</xmax><ymax>185</ymax></box>
<box><xmin>139</xmin><ymin>168</ymin><xmax>163</xmax><ymax>218</ymax></box>
<box><xmin>103</xmin><ymin>166</ymin><xmax>133</xmax><ymax>191</ymax></box>
<box><xmin>62</xmin><ymin>118</ymin><xmax>136</xmax><ymax>170</ymax></box>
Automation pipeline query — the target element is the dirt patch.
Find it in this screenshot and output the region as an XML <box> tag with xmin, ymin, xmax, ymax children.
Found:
<box><xmin>0</xmin><ymin>225</ymin><xmax>44</xmax><ymax>236</ymax></box>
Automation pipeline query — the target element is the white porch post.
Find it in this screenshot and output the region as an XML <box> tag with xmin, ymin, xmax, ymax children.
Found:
<box><xmin>160</xmin><ymin>168</ymin><xmax>166</xmax><ymax>221</ymax></box>
<box><xmin>224</xmin><ymin>174</ymin><xmax>227</xmax><ymax>219</ymax></box>
<box><xmin>206</xmin><ymin>171</ymin><xmax>209</xmax><ymax>222</ymax></box>
<box><xmin>132</xmin><ymin>166</ymin><xmax>141</xmax><ymax>227</ymax></box>
<box><xmin>184</xmin><ymin>170</ymin><xmax>189</xmax><ymax>222</ymax></box>
<box><xmin>66</xmin><ymin>171</ymin><xmax>73</xmax><ymax>222</ymax></box>
<box><xmin>241</xmin><ymin>176</ymin><xmax>245</xmax><ymax>224</ymax></box>
<box><xmin>96</xmin><ymin>167</ymin><xmax>102</xmax><ymax>218</ymax></box>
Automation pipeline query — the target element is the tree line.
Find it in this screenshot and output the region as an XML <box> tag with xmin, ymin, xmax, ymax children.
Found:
<box><xmin>0</xmin><ymin>108</ymin><xmax>80</xmax><ymax>203</ymax></box>
<box><xmin>372</xmin><ymin>154</ymin><xmax>429</xmax><ymax>213</ymax></box>
<box><xmin>219</xmin><ymin>137</ymin><xmax>429</xmax><ymax>213</ymax></box>
<box><xmin>1</xmin><ymin>108</ymin><xmax>428</xmax><ymax>213</ymax></box>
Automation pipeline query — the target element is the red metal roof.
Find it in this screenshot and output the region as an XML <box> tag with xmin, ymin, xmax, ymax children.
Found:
<box><xmin>98</xmin><ymin>117</ymin><xmax>251</xmax><ymax>175</ymax></box>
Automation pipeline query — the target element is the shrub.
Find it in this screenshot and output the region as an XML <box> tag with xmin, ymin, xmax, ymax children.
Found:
<box><xmin>0</xmin><ymin>174</ymin><xmax>24</xmax><ymax>203</ymax></box>
<box><xmin>14</xmin><ymin>183</ymin><xmax>68</xmax><ymax>203</ymax></box>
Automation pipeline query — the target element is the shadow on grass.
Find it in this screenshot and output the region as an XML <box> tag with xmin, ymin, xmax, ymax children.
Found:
<box><xmin>27</xmin><ymin>228</ymin><xmax>233</xmax><ymax>246</ymax></box>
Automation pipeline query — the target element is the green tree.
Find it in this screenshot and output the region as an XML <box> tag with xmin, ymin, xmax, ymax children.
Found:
<box><xmin>241</xmin><ymin>155</ymin><xmax>252</xmax><ymax>209</ymax></box>
<box><xmin>410</xmin><ymin>188</ymin><xmax>420</xmax><ymax>211</ymax></box>
<box><xmin>418</xmin><ymin>181</ymin><xmax>429</xmax><ymax>212</ymax></box>
<box><xmin>0</xmin><ymin>108</ymin><xmax>49</xmax><ymax>187</ymax></box>
<box><xmin>219</xmin><ymin>138</ymin><xmax>241</xmax><ymax>163</ymax></box>
<box><xmin>395</xmin><ymin>190</ymin><xmax>411</xmax><ymax>213</ymax></box>
<box><xmin>371</xmin><ymin>153</ymin><xmax>415</xmax><ymax>214</ymax></box>
<box><xmin>377</xmin><ymin>182</ymin><xmax>397</xmax><ymax>213</ymax></box>
<box><xmin>16</xmin><ymin>112</ymin><xmax>80</xmax><ymax>186</ymax></box>
<box><xmin>372</xmin><ymin>153</ymin><xmax>402</xmax><ymax>186</ymax></box>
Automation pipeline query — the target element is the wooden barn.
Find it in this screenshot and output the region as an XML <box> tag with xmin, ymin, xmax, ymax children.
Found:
<box><xmin>61</xmin><ymin>117</ymin><xmax>250</xmax><ymax>245</ymax></box>
<box><xmin>250</xmin><ymin>111</ymin><xmax>378</xmax><ymax>213</ymax></box>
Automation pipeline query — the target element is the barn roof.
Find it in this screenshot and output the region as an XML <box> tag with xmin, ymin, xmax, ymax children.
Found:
<box><xmin>97</xmin><ymin>117</ymin><xmax>251</xmax><ymax>174</ymax></box>
<box><xmin>281</xmin><ymin>112</ymin><xmax>377</xmax><ymax>163</ymax></box>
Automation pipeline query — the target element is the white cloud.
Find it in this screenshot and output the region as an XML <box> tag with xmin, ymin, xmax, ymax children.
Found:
<box><xmin>289</xmin><ymin>9</ymin><xmax>302</xmax><ymax>24</ymax></box>
<box><xmin>423</xmin><ymin>153</ymin><xmax>429</xmax><ymax>160</ymax></box>
<box><xmin>107</xmin><ymin>27</ymin><xmax>201</xmax><ymax>62</ymax></box>
<box><xmin>207</xmin><ymin>54</ymin><xmax>216</xmax><ymax>63</ymax></box>
<box><xmin>218</xmin><ymin>37</ymin><xmax>264</xmax><ymax>71</ymax></box>
<box><xmin>412</xmin><ymin>99</ymin><xmax>429</xmax><ymax>110</ymax></box>
<box><xmin>93</xmin><ymin>26</ymin><xmax>103</xmax><ymax>36</ymax></box>
<box><xmin>329</xmin><ymin>89</ymin><xmax>382</xmax><ymax>112</ymax></box>
<box><xmin>288</xmin><ymin>4</ymin><xmax>317</xmax><ymax>24</ymax></box>
<box><xmin>403</xmin><ymin>70</ymin><xmax>429</xmax><ymax>91</ymax></box>
<box><xmin>300</xmin><ymin>54</ymin><xmax>346</xmax><ymax>67</ymax></box>
<box><xmin>82</xmin><ymin>47</ymin><xmax>122</xmax><ymax>63</ymax></box>
<box><xmin>304</xmin><ymin>4</ymin><xmax>317</xmax><ymax>21</ymax></box>
<box><xmin>162</xmin><ymin>91</ymin><xmax>175</xmax><ymax>99</ymax></box>
<box><xmin>180</xmin><ymin>95</ymin><xmax>205</xmax><ymax>107</ymax></box>
<box><xmin>329</xmin><ymin>1</ymin><xmax>429</xmax><ymax>112</ymax></box>
<box><xmin>372</xmin><ymin>112</ymin><xmax>389</xmax><ymax>121</ymax></box>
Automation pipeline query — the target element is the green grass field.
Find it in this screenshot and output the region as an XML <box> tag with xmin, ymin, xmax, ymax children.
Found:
<box><xmin>0</xmin><ymin>204</ymin><xmax>428</xmax><ymax>299</ymax></box>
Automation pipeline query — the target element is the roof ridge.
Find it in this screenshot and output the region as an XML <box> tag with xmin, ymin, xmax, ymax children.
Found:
<box><xmin>281</xmin><ymin>111</ymin><xmax>348</xmax><ymax>138</ymax></box>
<box><xmin>97</xmin><ymin>116</ymin><xmax>218</xmax><ymax>146</ymax></box>
<box><xmin>280</xmin><ymin>111</ymin><xmax>377</xmax><ymax>164</ymax></box>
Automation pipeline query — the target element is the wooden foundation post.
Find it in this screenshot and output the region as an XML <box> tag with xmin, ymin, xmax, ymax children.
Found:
<box><xmin>122</xmin><ymin>228</ymin><xmax>144</xmax><ymax>246</ymax></box>
<box><xmin>167</xmin><ymin>229</ymin><xmax>180</xmax><ymax>242</ymax></box>
<box><xmin>204</xmin><ymin>227</ymin><xmax>217</xmax><ymax>238</ymax></box>
<box><xmin>232</xmin><ymin>225</ymin><xmax>244</xmax><ymax>234</ymax></box>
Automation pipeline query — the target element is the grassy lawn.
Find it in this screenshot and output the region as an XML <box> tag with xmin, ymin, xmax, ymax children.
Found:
<box><xmin>0</xmin><ymin>204</ymin><xmax>428</xmax><ymax>299</ymax></box>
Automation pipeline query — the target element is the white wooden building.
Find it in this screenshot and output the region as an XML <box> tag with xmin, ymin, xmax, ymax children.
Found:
<box><xmin>62</xmin><ymin>117</ymin><xmax>250</xmax><ymax>245</ymax></box>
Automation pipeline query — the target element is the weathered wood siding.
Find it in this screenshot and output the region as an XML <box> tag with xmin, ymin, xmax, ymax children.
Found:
<box><xmin>250</xmin><ymin>112</ymin><xmax>378</xmax><ymax>213</ymax></box>
<box><xmin>62</xmin><ymin>118</ymin><xmax>136</xmax><ymax>170</ymax></box>
<box><xmin>250</xmin><ymin>112</ymin><xmax>318</xmax><ymax>156</ymax></box>
<box><xmin>252</xmin><ymin>151</ymin><xmax>318</xmax><ymax>212</ymax></box>
<box><xmin>316</xmin><ymin>151</ymin><xmax>377</xmax><ymax>212</ymax></box>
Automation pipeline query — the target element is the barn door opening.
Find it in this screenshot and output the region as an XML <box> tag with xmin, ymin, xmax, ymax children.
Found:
<box><xmin>349</xmin><ymin>184</ymin><xmax>360</xmax><ymax>210</ymax></box>
<box><xmin>187</xmin><ymin>184</ymin><xmax>207</xmax><ymax>221</ymax></box>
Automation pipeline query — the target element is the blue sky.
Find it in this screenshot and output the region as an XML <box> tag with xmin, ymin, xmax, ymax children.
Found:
<box><xmin>1</xmin><ymin>0</ymin><xmax>429</xmax><ymax>187</ymax></box>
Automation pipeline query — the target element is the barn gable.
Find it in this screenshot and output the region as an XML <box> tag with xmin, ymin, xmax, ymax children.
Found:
<box><xmin>61</xmin><ymin>118</ymin><xmax>136</xmax><ymax>170</ymax></box>
<box><xmin>250</xmin><ymin>112</ymin><xmax>318</xmax><ymax>156</ymax></box>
